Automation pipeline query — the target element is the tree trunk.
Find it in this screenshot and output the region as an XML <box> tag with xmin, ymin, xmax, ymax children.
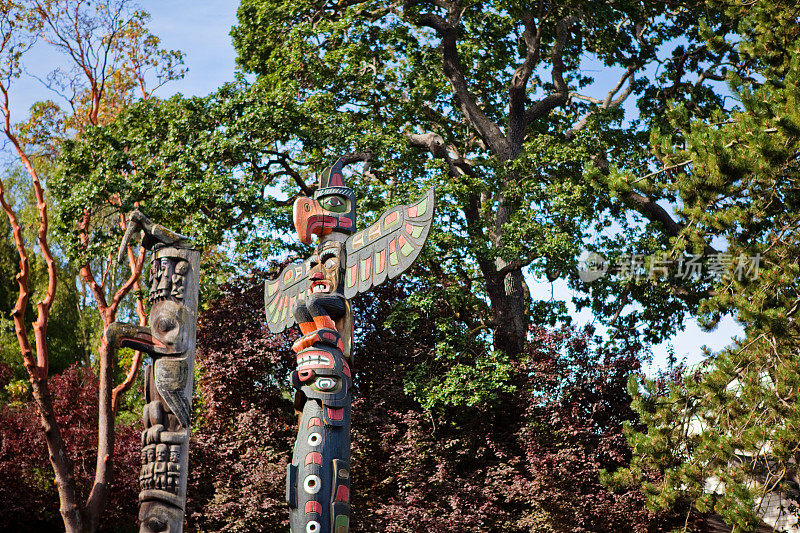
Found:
<box><xmin>463</xmin><ymin>185</ymin><xmax>531</xmax><ymax>357</ymax></box>
<box><xmin>485</xmin><ymin>264</ymin><xmax>528</xmax><ymax>357</ymax></box>
<box><xmin>486</xmin><ymin>170</ymin><xmax>529</xmax><ymax>357</ymax></box>
<box><xmin>30</xmin><ymin>376</ymin><xmax>84</xmax><ymax>532</ymax></box>
<box><xmin>85</xmin><ymin>336</ymin><xmax>115</xmax><ymax>532</ymax></box>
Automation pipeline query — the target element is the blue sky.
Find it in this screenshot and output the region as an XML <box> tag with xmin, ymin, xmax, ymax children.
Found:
<box><xmin>142</xmin><ymin>1</ymin><xmax>239</xmax><ymax>98</ymax></box>
<box><xmin>6</xmin><ymin>1</ymin><xmax>238</xmax><ymax>123</ymax></box>
<box><xmin>9</xmin><ymin>1</ymin><xmax>740</xmax><ymax>374</ymax></box>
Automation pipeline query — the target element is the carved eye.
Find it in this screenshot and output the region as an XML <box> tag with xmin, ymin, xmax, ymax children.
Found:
<box><xmin>156</xmin><ymin>318</ymin><xmax>176</xmax><ymax>333</ymax></box>
<box><xmin>145</xmin><ymin>518</ymin><xmax>168</xmax><ymax>532</ymax></box>
<box><xmin>321</xmin><ymin>195</ymin><xmax>347</xmax><ymax>213</ymax></box>
<box><xmin>303</xmin><ymin>474</ymin><xmax>321</xmax><ymax>494</ymax></box>
<box><xmin>306</xmin><ymin>521</ymin><xmax>321</xmax><ymax>533</ymax></box>
<box><xmin>307</xmin><ymin>432</ymin><xmax>322</xmax><ymax>447</ymax></box>
<box><xmin>320</xmin><ymin>250</ymin><xmax>337</xmax><ymax>269</ymax></box>
<box><xmin>315</xmin><ymin>377</ymin><xmax>336</xmax><ymax>390</ymax></box>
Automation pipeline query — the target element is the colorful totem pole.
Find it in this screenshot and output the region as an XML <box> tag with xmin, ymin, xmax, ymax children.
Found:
<box><xmin>105</xmin><ymin>211</ymin><xmax>200</xmax><ymax>533</ymax></box>
<box><xmin>265</xmin><ymin>158</ymin><xmax>434</xmax><ymax>533</ymax></box>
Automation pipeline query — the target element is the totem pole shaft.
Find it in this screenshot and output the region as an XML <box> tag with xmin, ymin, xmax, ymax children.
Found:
<box><xmin>290</xmin><ymin>400</ymin><xmax>351</xmax><ymax>533</ymax></box>
<box><xmin>105</xmin><ymin>211</ymin><xmax>199</xmax><ymax>533</ymax></box>
<box><xmin>138</xmin><ymin>246</ymin><xmax>200</xmax><ymax>532</ymax></box>
<box><xmin>287</xmin><ymin>266</ymin><xmax>353</xmax><ymax>533</ymax></box>
<box><xmin>265</xmin><ymin>157</ymin><xmax>434</xmax><ymax>533</ymax></box>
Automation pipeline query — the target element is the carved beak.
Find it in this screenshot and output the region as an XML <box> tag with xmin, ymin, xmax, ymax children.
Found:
<box><xmin>118</xmin><ymin>211</ymin><xmax>143</xmax><ymax>264</ymax></box>
<box><xmin>293</xmin><ymin>196</ymin><xmax>347</xmax><ymax>244</ymax></box>
<box><xmin>293</xmin><ymin>196</ymin><xmax>320</xmax><ymax>245</ymax></box>
<box><xmin>122</xmin><ymin>334</ymin><xmax>170</xmax><ymax>354</ymax></box>
<box><xmin>105</xmin><ymin>323</ymin><xmax>172</xmax><ymax>355</ymax></box>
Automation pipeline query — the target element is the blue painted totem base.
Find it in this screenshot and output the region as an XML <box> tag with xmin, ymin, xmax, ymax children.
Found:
<box><xmin>287</xmin><ymin>398</ymin><xmax>351</xmax><ymax>533</ymax></box>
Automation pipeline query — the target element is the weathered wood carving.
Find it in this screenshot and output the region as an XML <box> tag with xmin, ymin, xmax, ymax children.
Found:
<box><xmin>265</xmin><ymin>158</ymin><xmax>434</xmax><ymax>533</ymax></box>
<box><xmin>106</xmin><ymin>211</ymin><xmax>199</xmax><ymax>533</ymax></box>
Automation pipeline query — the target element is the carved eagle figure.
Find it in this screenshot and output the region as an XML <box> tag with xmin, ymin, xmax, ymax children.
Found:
<box><xmin>264</xmin><ymin>157</ymin><xmax>435</xmax><ymax>334</ymax></box>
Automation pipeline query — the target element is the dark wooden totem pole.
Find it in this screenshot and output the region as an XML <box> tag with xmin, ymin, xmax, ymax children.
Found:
<box><xmin>106</xmin><ymin>211</ymin><xmax>200</xmax><ymax>533</ymax></box>
<box><xmin>265</xmin><ymin>158</ymin><xmax>434</xmax><ymax>533</ymax></box>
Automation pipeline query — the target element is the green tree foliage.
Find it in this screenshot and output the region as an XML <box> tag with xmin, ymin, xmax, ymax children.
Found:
<box><xmin>610</xmin><ymin>0</ymin><xmax>800</xmax><ymax>530</ymax></box>
<box><xmin>53</xmin><ymin>94</ymin><xmax>268</xmax><ymax>295</ymax></box>
<box><xmin>58</xmin><ymin>0</ymin><xmax>741</xmax><ymax>361</ymax></box>
<box><xmin>227</xmin><ymin>0</ymin><xmax>726</xmax><ymax>356</ymax></box>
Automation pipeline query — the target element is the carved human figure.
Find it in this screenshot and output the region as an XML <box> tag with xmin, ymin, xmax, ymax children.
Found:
<box><xmin>171</xmin><ymin>261</ymin><xmax>188</xmax><ymax>300</ymax></box>
<box><xmin>105</xmin><ymin>210</ymin><xmax>199</xmax><ymax>533</ymax></box>
<box><xmin>139</xmin><ymin>449</ymin><xmax>149</xmax><ymax>486</ymax></box>
<box><xmin>154</xmin><ymin>257</ymin><xmax>170</xmax><ymax>300</ymax></box>
<box><xmin>145</xmin><ymin>446</ymin><xmax>156</xmax><ymax>490</ymax></box>
<box><xmin>154</xmin><ymin>444</ymin><xmax>168</xmax><ymax>490</ymax></box>
<box><xmin>166</xmin><ymin>445</ymin><xmax>181</xmax><ymax>492</ymax></box>
<box><xmin>265</xmin><ymin>158</ymin><xmax>434</xmax><ymax>533</ymax></box>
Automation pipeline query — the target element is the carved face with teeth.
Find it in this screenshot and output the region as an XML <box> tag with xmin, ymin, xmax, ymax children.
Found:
<box><xmin>297</xmin><ymin>351</ymin><xmax>333</xmax><ymax>374</ymax></box>
<box><xmin>308</xmin><ymin>241</ymin><xmax>343</xmax><ymax>296</ymax></box>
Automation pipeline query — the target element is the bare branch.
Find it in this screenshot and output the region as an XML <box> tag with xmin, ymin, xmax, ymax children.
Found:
<box><xmin>497</xmin><ymin>252</ymin><xmax>539</xmax><ymax>275</ymax></box>
<box><xmin>0</xmin><ymin>13</ymin><xmax>82</xmax><ymax>528</ymax></box>
<box><xmin>566</xmin><ymin>67</ymin><xmax>636</xmax><ymax>139</ymax></box>
<box><xmin>79</xmin><ymin>210</ymin><xmax>110</xmax><ymax>312</ymax></box>
<box><xmin>406</xmin><ymin>0</ymin><xmax>510</xmax><ymax>157</ymax></box>
<box><xmin>406</xmin><ymin>130</ymin><xmax>493</xmax><ymax>256</ymax></box>
<box><xmin>0</xmin><ymin>70</ymin><xmax>56</xmax><ymax>379</ymax></box>
<box><xmin>406</xmin><ymin>131</ymin><xmax>448</xmax><ymax>158</ymax></box>
<box><xmin>259</xmin><ymin>155</ymin><xmax>313</xmax><ymax>196</ymax></box>
<box><xmin>570</xmin><ymin>93</ymin><xmax>604</xmax><ymax>105</ymax></box>
<box><xmin>111</xmin><ymin>349</ymin><xmax>141</xmax><ymax>413</ymax></box>
<box><xmin>509</xmin><ymin>11</ymin><xmax>542</xmax><ymax>146</ymax></box>
<box><xmin>340</xmin><ymin>150</ymin><xmax>374</xmax><ymax>165</ymax></box>
<box><xmin>524</xmin><ymin>16</ymin><xmax>576</xmax><ymax>125</ymax></box>
<box><xmin>605</xmin><ymin>68</ymin><xmax>636</xmax><ymax>107</ymax></box>
<box><xmin>111</xmin><ymin>211</ymin><xmax>147</xmax><ymax>413</ymax></box>
<box><xmin>108</xmin><ymin>245</ymin><xmax>145</xmax><ymax>316</ymax></box>
<box><xmin>0</xmin><ymin>170</ymin><xmax>36</xmax><ymax>377</ymax></box>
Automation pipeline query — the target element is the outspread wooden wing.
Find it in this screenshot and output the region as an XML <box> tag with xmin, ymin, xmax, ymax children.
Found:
<box><xmin>343</xmin><ymin>188</ymin><xmax>435</xmax><ymax>299</ymax></box>
<box><xmin>265</xmin><ymin>259</ymin><xmax>311</xmax><ymax>333</ymax></box>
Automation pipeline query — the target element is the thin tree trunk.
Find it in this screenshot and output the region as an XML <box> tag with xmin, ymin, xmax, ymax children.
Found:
<box><xmin>31</xmin><ymin>376</ymin><xmax>85</xmax><ymax>532</ymax></box>
<box><xmin>84</xmin><ymin>336</ymin><xmax>115</xmax><ymax>530</ymax></box>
